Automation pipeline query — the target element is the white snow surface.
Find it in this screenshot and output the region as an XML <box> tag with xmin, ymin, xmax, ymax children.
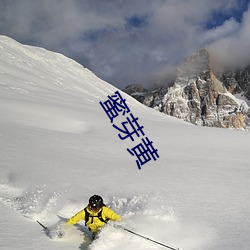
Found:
<box><xmin>0</xmin><ymin>35</ymin><xmax>250</xmax><ymax>250</ymax></box>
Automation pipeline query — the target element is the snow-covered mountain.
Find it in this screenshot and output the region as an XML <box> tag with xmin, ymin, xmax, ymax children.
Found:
<box><xmin>124</xmin><ymin>49</ymin><xmax>250</xmax><ymax>130</ymax></box>
<box><xmin>0</xmin><ymin>36</ymin><xmax>250</xmax><ymax>250</ymax></box>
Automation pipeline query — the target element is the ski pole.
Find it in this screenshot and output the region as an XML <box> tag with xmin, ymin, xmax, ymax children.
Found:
<box><xmin>122</xmin><ymin>227</ymin><xmax>180</xmax><ymax>250</ymax></box>
<box><xmin>37</xmin><ymin>220</ymin><xmax>48</xmax><ymax>231</ymax></box>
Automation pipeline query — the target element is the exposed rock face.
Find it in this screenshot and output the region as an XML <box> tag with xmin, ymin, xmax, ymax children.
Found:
<box><xmin>123</xmin><ymin>49</ymin><xmax>250</xmax><ymax>130</ymax></box>
<box><xmin>123</xmin><ymin>84</ymin><xmax>147</xmax><ymax>103</ymax></box>
<box><xmin>217</xmin><ymin>66</ymin><xmax>250</xmax><ymax>99</ymax></box>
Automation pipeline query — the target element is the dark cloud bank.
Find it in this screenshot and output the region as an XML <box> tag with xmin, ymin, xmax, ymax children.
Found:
<box><xmin>0</xmin><ymin>0</ymin><xmax>249</xmax><ymax>89</ymax></box>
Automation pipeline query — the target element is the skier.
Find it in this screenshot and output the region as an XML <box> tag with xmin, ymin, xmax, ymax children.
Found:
<box><xmin>66</xmin><ymin>194</ymin><xmax>121</xmax><ymax>239</ymax></box>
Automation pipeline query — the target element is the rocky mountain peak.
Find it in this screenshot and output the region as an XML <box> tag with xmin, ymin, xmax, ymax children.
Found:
<box><xmin>177</xmin><ymin>48</ymin><xmax>210</xmax><ymax>78</ymax></box>
<box><xmin>123</xmin><ymin>49</ymin><xmax>250</xmax><ymax>130</ymax></box>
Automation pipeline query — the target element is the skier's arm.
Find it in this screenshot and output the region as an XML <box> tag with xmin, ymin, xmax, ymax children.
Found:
<box><xmin>67</xmin><ymin>209</ymin><xmax>85</xmax><ymax>225</ymax></box>
<box><xmin>104</xmin><ymin>207</ymin><xmax>122</xmax><ymax>222</ymax></box>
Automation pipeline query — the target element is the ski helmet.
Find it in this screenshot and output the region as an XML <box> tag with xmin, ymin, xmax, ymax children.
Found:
<box><xmin>89</xmin><ymin>195</ymin><xmax>104</xmax><ymax>210</ymax></box>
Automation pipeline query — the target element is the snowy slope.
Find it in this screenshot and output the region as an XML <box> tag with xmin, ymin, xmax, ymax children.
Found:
<box><xmin>0</xmin><ymin>36</ymin><xmax>250</xmax><ymax>250</ymax></box>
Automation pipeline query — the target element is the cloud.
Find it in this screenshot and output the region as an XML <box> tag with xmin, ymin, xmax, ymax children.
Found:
<box><xmin>0</xmin><ymin>0</ymin><xmax>249</xmax><ymax>88</ymax></box>
<box><xmin>200</xmin><ymin>18</ymin><xmax>240</xmax><ymax>45</ymax></box>
<box><xmin>209</xmin><ymin>4</ymin><xmax>250</xmax><ymax>68</ymax></box>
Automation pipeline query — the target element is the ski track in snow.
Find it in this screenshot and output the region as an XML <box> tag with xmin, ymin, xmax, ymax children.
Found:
<box><xmin>0</xmin><ymin>99</ymin><xmax>91</xmax><ymax>134</ymax></box>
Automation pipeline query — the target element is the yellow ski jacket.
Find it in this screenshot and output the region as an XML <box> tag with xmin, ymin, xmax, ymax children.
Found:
<box><xmin>67</xmin><ymin>206</ymin><xmax>121</xmax><ymax>233</ymax></box>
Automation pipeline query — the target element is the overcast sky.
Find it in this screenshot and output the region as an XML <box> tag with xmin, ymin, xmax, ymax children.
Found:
<box><xmin>0</xmin><ymin>0</ymin><xmax>249</xmax><ymax>89</ymax></box>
